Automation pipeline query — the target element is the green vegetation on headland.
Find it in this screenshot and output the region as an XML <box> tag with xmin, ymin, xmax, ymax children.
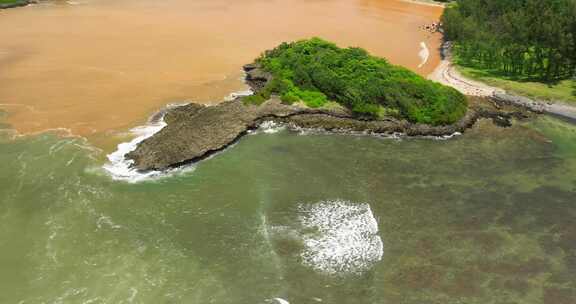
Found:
<box><xmin>245</xmin><ymin>38</ymin><xmax>467</xmax><ymax>125</ymax></box>
<box><xmin>442</xmin><ymin>0</ymin><xmax>576</xmax><ymax>83</ymax></box>
<box><xmin>0</xmin><ymin>0</ymin><xmax>28</xmax><ymax>7</ymax></box>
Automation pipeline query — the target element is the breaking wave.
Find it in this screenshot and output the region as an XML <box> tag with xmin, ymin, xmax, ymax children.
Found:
<box><xmin>297</xmin><ymin>199</ymin><xmax>383</xmax><ymax>276</ymax></box>
<box><xmin>254</xmin><ymin>121</ymin><xmax>286</xmax><ymax>134</ymax></box>
<box><xmin>103</xmin><ymin>120</ymin><xmax>167</xmax><ymax>182</ymax></box>
<box><xmin>418</xmin><ymin>41</ymin><xmax>430</xmax><ymax>68</ymax></box>
<box><xmin>224</xmin><ymin>89</ymin><xmax>253</xmax><ymax>101</ymax></box>
<box><xmin>103</xmin><ymin>104</ymin><xmax>194</xmax><ymax>183</ymax></box>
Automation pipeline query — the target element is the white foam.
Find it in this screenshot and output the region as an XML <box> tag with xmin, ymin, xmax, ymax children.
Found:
<box><xmin>420</xmin><ymin>131</ymin><xmax>462</xmax><ymax>140</ymax></box>
<box><xmin>223</xmin><ymin>67</ymin><xmax>254</xmax><ymax>101</ymax></box>
<box><xmin>272</xmin><ymin>298</ymin><xmax>290</xmax><ymax>304</ymax></box>
<box><xmin>439</xmin><ymin>131</ymin><xmax>462</xmax><ymax>140</ymax></box>
<box><xmin>103</xmin><ymin>104</ymin><xmax>197</xmax><ymax>183</ymax></box>
<box><xmin>258</xmin><ymin>121</ymin><xmax>285</xmax><ymax>134</ymax></box>
<box><xmin>290</xmin><ymin>125</ymin><xmax>404</xmax><ymax>139</ymax></box>
<box><xmin>298</xmin><ymin>200</ymin><xmax>383</xmax><ymax>276</ymax></box>
<box><xmin>224</xmin><ymin>89</ymin><xmax>253</xmax><ymax>101</ymax></box>
<box><xmin>96</xmin><ymin>215</ymin><xmax>122</xmax><ymax>230</ymax></box>
<box><xmin>418</xmin><ymin>41</ymin><xmax>430</xmax><ymax>68</ymax></box>
<box><xmin>127</xmin><ymin>287</ymin><xmax>138</xmax><ymax>303</ymax></box>
<box><xmin>289</xmin><ymin>124</ymin><xmax>461</xmax><ymax>141</ymax></box>
<box><xmin>103</xmin><ymin>118</ymin><xmax>167</xmax><ymax>183</ymax></box>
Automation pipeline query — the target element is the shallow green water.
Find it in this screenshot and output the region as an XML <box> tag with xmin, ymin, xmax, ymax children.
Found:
<box><xmin>1</xmin><ymin>117</ymin><xmax>575</xmax><ymax>304</ymax></box>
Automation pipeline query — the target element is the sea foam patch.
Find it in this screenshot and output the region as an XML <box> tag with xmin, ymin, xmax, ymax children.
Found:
<box><xmin>297</xmin><ymin>200</ymin><xmax>383</xmax><ymax>276</ymax></box>
<box><xmin>247</xmin><ymin>121</ymin><xmax>286</xmax><ymax>135</ymax></box>
<box><xmin>418</xmin><ymin>41</ymin><xmax>430</xmax><ymax>68</ymax></box>
<box><xmin>224</xmin><ymin>89</ymin><xmax>253</xmax><ymax>101</ymax></box>
<box><xmin>257</xmin><ymin>121</ymin><xmax>285</xmax><ymax>134</ymax></box>
<box><xmin>103</xmin><ymin>119</ymin><xmax>167</xmax><ymax>182</ymax></box>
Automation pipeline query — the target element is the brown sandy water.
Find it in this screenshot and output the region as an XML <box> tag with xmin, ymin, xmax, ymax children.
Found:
<box><xmin>0</xmin><ymin>0</ymin><xmax>442</xmax><ymax>148</ymax></box>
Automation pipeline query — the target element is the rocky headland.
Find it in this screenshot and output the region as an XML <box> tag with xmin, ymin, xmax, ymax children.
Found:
<box><xmin>125</xmin><ymin>64</ymin><xmax>531</xmax><ymax>172</ymax></box>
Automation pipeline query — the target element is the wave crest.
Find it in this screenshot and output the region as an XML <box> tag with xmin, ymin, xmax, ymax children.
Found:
<box><xmin>297</xmin><ymin>199</ymin><xmax>383</xmax><ymax>276</ymax></box>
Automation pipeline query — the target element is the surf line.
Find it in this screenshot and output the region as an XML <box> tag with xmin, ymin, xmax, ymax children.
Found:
<box><xmin>418</xmin><ymin>41</ymin><xmax>430</xmax><ymax>68</ymax></box>
<box><xmin>103</xmin><ymin>103</ymin><xmax>191</xmax><ymax>183</ymax></box>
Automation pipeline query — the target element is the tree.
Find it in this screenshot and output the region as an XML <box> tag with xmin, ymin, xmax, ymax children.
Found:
<box><xmin>442</xmin><ymin>0</ymin><xmax>576</xmax><ymax>82</ymax></box>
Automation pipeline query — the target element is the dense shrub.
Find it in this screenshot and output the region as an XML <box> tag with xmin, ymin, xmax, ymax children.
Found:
<box><xmin>0</xmin><ymin>0</ymin><xmax>28</xmax><ymax>6</ymax></box>
<box><xmin>253</xmin><ymin>38</ymin><xmax>467</xmax><ymax>125</ymax></box>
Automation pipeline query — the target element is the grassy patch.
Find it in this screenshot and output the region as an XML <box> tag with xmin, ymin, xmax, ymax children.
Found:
<box><xmin>242</xmin><ymin>94</ymin><xmax>267</xmax><ymax>106</ymax></box>
<box><xmin>456</xmin><ymin>65</ymin><xmax>576</xmax><ymax>105</ymax></box>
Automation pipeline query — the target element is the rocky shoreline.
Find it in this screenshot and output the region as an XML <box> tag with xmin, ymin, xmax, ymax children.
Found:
<box><xmin>125</xmin><ymin>64</ymin><xmax>531</xmax><ymax>172</ymax></box>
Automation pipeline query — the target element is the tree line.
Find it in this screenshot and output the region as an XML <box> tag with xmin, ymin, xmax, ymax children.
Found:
<box><xmin>442</xmin><ymin>0</ymin><xmax>576</xmax><ymax>82</ymax></box>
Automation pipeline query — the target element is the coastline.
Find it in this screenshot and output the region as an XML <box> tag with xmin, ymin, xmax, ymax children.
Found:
<box><xmin>105</xmin><ymin>30</ymin><xmax>576</xmax><ymax>174</ymax></box>
<box><xmin>429</xmin><ymin>41</ymin><xmax>576</xmax><ymax>123</ymax></box>
<box><xmin>105</xmin><ymin>6</ymin><xmax>572</xmax><ymax>174</ymax></box>
<box><xmin>121</xmin><ymin>64</ymin><xmax>531</xmax><ymax>172</ymax></box>
<box><xmin>428</xmin><ymin>42</ymin><xmax>503</xmax><ymax>97</ymax></box>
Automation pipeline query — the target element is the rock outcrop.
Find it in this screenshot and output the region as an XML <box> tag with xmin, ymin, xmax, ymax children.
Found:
<box><xmin>243</xmin><ymin>63</ymin><xmax>272</xmax><ymax>91</ymax></box>
<box><xmin>126</xmin><ymin>98</ymin><xmax>318</xmax><ymax>171</ymax></box>
<box><xmin>492</xmin><ymin>92</ymin><xmax>576</xmax><ymax>122</ymax></box>
<box><xmin>126</xmin><ymin>96</ymin><xmax>528</xmax><ymax>171</ymax></box>
<box><xmin>125</xmin><ymin>64</ymin><xmax>530</xmax><ymax>172</ymax></box>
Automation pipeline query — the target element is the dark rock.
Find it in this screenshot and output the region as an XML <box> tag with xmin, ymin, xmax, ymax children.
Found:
<box><xmin>492</xmin><ymin>92</ymin><xmax>547</xmax><ymax>113</ymax></box>
<box><xmin>243</xmin><ymin>64</ymin><xmax>272</xmax><ymax>91</ymax></box>
<box><xmin>126</xmin><ymin>98</ymin><xmax>340</xmax><ymax>171</ymax></box>
<box><xmin>126</xmin><ymin>96</ymin><xmax>529</xmax><ymax>172</ymax></box>
<box><xmin>492</xmin><ymin>92</ymin><xmax>576</xmax><ymax>123</ymax></box>
<box><xmin>242</xmin><ymin>63</ymin><xmax>259</xmax><ymax>71</ymax></box>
